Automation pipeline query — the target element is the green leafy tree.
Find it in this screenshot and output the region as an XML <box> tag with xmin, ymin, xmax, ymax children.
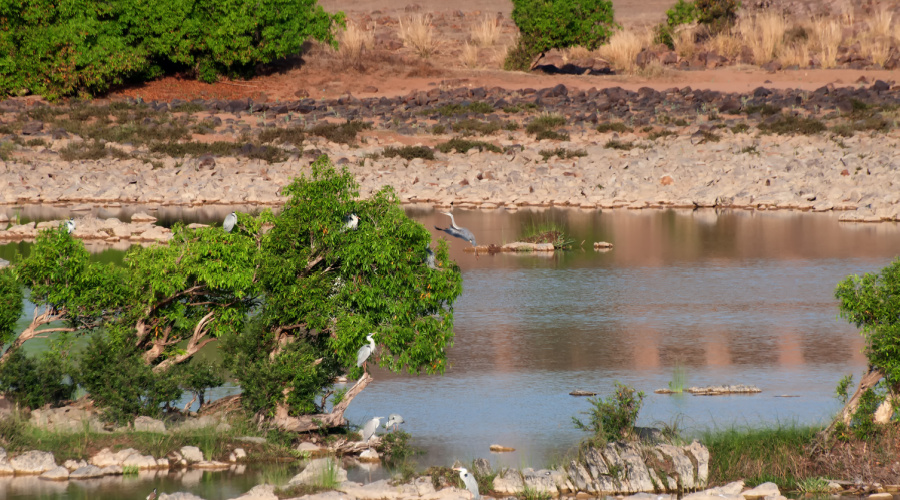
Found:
<box><xmin>0</xmin><ymin>0</ymin><xmax>344</xmax><ymax>98</ymax></box>
<box><xmin>573</xmin><ymin>382</ymin><xmax>645</xmax><ymax>445</ymax></box>
<box><xmin>224</xmin><ymin>156</ymin><xmax>463</xmax><ymax>430</ymax></box>
<box><xmin>0</xmin><ymin>267</ymin><xmax>23</xmax><ymax>350</ymax></box>
<box><xmin>832</xmin><ymin>258</ymin><xmax>900</xmax><ymax>433</ymax></box>
<box><xmin>654</xmin><ymin>0</ymin><xmax>698</xmax><ymax>48</ymax></box>
<box><xmin>0</xmin><ymin>349</ymin><xmax>76</xmax><ymax>408</ymax></box>
<box><xmin>505</xmin><ymin>0</ymin><xmax>619</xmax><ymax>71</ymax></box>
<box><xmin>694</xmin><ymin>0</ymin><xmax>739</xmax><ymax>34</ymax></box>
<box><xmin>7</xmin><ymin>226</ymin><xmax>127</xmax><ymax>365</ymax></box>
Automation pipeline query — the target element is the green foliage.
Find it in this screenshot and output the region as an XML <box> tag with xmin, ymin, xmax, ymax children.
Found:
<box><xmin>309</xmin><ymin>120</ymin><xmax>372</xmax><ymax>145</ymax></box>
<box><xmin>538</xmin><ymin>148</ymin><xmax>586</xmax><ymax>161</ymax></box>
<box><xmin>668</xmin><ymin>362</ymin><xmax>688</xmax><ymax>393</ymax></box>
<box><xmin>507</xmin><ymin>0</ymin><xmax>619</xmax><ymax>70</ymax></box>
<box><xmin>654</xmin><ymin>0</ymin><xmax>697</xmax><ymax>48</ymax></box>
<box><xmin>835</xmin><ymin>259</ymin><xmax>900</xmax><ymax>383</ymax></box>
<box><xmin>848</xmin><ymin>386</ymin><xmax>883</xmax><ymax>440</ymax></box>
<box><xmin>596</xmin><ymin>122</ymin><xmax>632</xmax><ymax>133</ymax></box>
<box><xmin>175</xmin><ymin>359</ymin><xmax>225</xmax><ymax>410</ymax></box>
<box><xmin>693</xmin><ymin>0</ymin><xmax>739</xmax><ymax>33</ymax></box>
<box><xmin>604</xmin><ymin>139</ymin><xmax>638</xmax><ymax>150</ymax></box>
<box><xmin>526</xmin><ymin>113</ymin><xmax>569</xmax><ymax>140</ymax></box>
<box><xmin>573</xmin><ymin>382</ymin><xmax>645</xmax><ymax>444</ymax></box>
<box><xmin>0</xmin><ymin>268</ymin><xmax>22</xmax><ymax>347</ymax></box>
<box><xmin>77</xmin><ymin>334</ymin><xmax>182</xmax><ymax>424</ymax></box>
<box><xmin>435</xmin><ymin>138</ymin><xmax>502</xmax><ymax>154</ymax></box>
<box><xmin>757</xmin><ymin>115</ymin><xmax>826</xmax><ymax>135</ymax></box>
<box><xmin>701</xmin><ymin>425</ymin><xmax>818</xmax><ymax>490</ymax></box>
<box><xmin>382</xmin><ymin>145</ymin><xmax>435</xmax><ymax>161</ymax></box>
<box><xmin>378</xmin><ymin>429</ymin><xmax>420</xmax><ymax>465</ymax></box>
<box><xmin>835</xmin><ymin>374</ymin><xmax>853</xmax><ymax>404</ymax></box>
<box><xmin>0</xmin><ymin>349</ymin><xmax>75</xmax><ymax>408</ymax></box>
<box><xmin>0</xmin><ymin>0</ymin><xmax>344</xmax><ymax>99</ymax></box>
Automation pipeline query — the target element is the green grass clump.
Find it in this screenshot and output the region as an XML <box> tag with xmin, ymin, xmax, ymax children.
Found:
<box><xmin>539</xmin><ymin>148</ymin><xmax>587</xmax><ymax>161</ymax></box>
<box><xmin>648</xmin><ymin>129</ymin><xmax>676</xmax><ymax>140</ymax></box>
<box><xmin>308</xmin><ymin>120</ymin><xmax>372</xmax><ymax>144</ymax></box>
<box><xmin>0</xmin><ymin>142</ymin><xmax>13</xmax><ymax>161</ymax></box>
<box><xmin>596</xmin><ymin>122</ymin><xmax>632</xmax><ymax>133</ymax></box>
<box><xmin>731</xmin><ymin>123</ymin><xmax>750</xmax><ymax>134</ymax></box>
<box><xmin>452</xmin><ymin>119</ymin><xmax>501</xmax><ymax>136</ymax></box>
<box><xmin>521</xmin><ymin>218</ymin><xmax>576</xmax><ymax>249</ymax></box>
<box><xmin>59</xmin><ymin>140</ymin><xmax>112</xmax><ymax>161</ymax></box>
<box><xmin>170</xmin><ymin>102</ymin><xmax>206</xmax><ymax>113</ymax></box>
<box><xmin>743</xmin><ymin>104</ymin><xmax>782</xmax><ymax>116</ymax></box>
<box><xmin>382</xmin><ymin>145</ymin><xmax>435</xmax><ymax>160</ymax></box>
<box><xmin>696</xmin><ymin>130</ymin><xmax>721</xmax><ymax>143</ymax></box>
<box><xmin>701</xmin><ymin>425</ymin><xmax>818</xmax><ymax>490</ymax></box>
<box><xmin>430</xmin><ymin>102</ymin><xmax>494</xmax><ymax>116</ymax></box>
<box><xmin>435</xmin><ymin>138</ymin><xmax>502</xmax><ymax>154</ymax></box>
<box><xmin>258</xmin><ymin>126</ymin><xmax>305</xmax><ymax>147</ymax></box>
<box><xmin>148</xmin><ymin>141</ymin><xmax>237</xmax><ymax>157</ymax></box>
<box><xmin>526</xmin><ymin>113</ymin><xmax>566</xmax><ymax>133</ymax></box>
<box><xmin>431</xmin><ymin>124</ymin><xmax>446</xmax><ymax>134</ymax></box>
<box><xmin>757</xmin><ymin>115</ymin><xmax>826</xmax><ymax>135</ymax></box>
<box><xmin>740</xmin><ymin>145</ymin><xmax>760</xmax><ymax>155</ymax></box>
<box><xmin>604</xmin><ymin>139</ymin><xmax>638</xmax><ymax>150</ymax></box>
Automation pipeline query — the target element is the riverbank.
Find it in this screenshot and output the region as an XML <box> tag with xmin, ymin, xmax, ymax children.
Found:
<box><xmin>2</xmin><ymin>80</ymin><xmax>900</xmax><ymax>224</ymax></box>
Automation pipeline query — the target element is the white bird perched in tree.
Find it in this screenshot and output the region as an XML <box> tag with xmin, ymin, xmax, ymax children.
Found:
<box><xmin>384</xmin><ymin>413</ymin><xmax>405</xmax><ymax>430</ymax></box>
<box><xmin>343</xmin><ymin>213</ymin><xmax>359</xmax><ymax>231</ymax></box>
<box><xmin>64</xmin><ymin>218</ymin><xmax>75</xmax><ymax>234</ymax></box>
<box><xmin>356</xmin><ymin>333</ymin><xmax>376</xmax><ymax>372</ymax></box>
<box><xmin>361</xmin><ymin>416</ymin><xmax>383</xmax><ymax>443</ymax></box>
<box><xmin>223</xmin><ymin>212</ymin><xmax>237</xmax><ymax>233</ymax></box>
<box><xmin>425</xmin><ymin>247</ymin><xmax>437</xmax><ymax>269</ymax></box>
<box><xmin>453</xmin><ymin>467</ymin><xmax>480</xmax><ymax>500</ymax></box>
<box><xmin>435</xmin><ymin>212</ymin><xmax>476</xmax><ymax>247</ymax></box>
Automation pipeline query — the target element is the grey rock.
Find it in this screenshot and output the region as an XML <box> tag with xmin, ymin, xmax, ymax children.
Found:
<box><xmin>10</xmin><ymin>450</ymin><xmax>57</xmax><ymax>474</ymax></box>
<box><xmin>493</xmin><ymin>469</ymin><xmax>524</xmax><ymax>494</ymax></box>
<box><xmin>134</xmin><ymin>416</ymin><xmax>166</xmax><ymax>433</ymax></box>
<box><xmin>21</xmin><ymin>121</ymin><xmax>43</xmax><ymax>135</ymax></box>
<box><xmin>743</xmin><ymin>482</ymin><xmax>780</xmax><ymax>499</ymax></box>
<box><xmin>69</xmin><ymin>465</ymin><xmax>106</xmax><ymax>479</ymax></box>
<box><xmin>159</xmin><ymin>493</ymin><xmax>206</xmax><ymax>500</ymax></box>
<box><xmin>180</xmin><ymin>446</ymin><xmax>204</xmax><ymax>463</ymax></box>
<box><xmin>288</xmin><ymin>457</ymin><xmax>347</xmax><ymax>486</ymax></box>
<box><xmin>39</xmin><ymin>466</ymin><xmax>69</xmax><ymax>481</ymax></box>
<box><xmin>233</xmin><ymin>483</ymin><xmax>278</xmax><ymax>499</ymax></box>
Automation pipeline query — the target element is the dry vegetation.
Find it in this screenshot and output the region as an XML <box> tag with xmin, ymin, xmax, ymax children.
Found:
<box><xmin>399</xmin><ymin>13</ymin><xmax>438</xmax><ymax>58</ymax></box>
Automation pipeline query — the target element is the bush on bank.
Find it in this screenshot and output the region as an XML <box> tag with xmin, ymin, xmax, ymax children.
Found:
<box><xmin>0</xmin><ymin>0</ymin><xmax>344</xmax><ymax>99</ymax></box>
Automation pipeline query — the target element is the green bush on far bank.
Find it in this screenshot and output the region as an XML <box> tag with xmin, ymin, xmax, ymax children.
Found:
<box><xmin>0</xmin><ymin>0</ymin><xmax>344</xmax><ymax>99</ymax></box>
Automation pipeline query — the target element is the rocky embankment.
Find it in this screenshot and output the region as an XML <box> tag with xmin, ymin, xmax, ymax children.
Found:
<box><xmin>2</xmin><ymin>81</ymin><xmax>900</xmax><ymax>222</ymax></box>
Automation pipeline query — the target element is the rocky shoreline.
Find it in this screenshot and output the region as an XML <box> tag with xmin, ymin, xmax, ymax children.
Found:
<box><xmin>1</xmin><ymin>81</ymin><xmax>899</xmax><ymax>223</ymax></box>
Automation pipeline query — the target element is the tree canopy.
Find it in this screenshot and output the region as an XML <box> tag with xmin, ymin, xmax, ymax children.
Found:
<box><xmin>0</xmin><ymin>156</ymin><xmax>463</xmax><ymax>428</ymax></box>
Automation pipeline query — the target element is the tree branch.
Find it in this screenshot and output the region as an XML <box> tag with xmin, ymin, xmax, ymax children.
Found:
<box><xmin>0</xmin><ymin>306</ymin><xmax>72</xmax><ymax>365</ymax></box>
<box><xmin>271</xmin><ymin>372</ymin><xmax>373</xmax><ymax>432</ymax></box>
<box><xmin>825</xmin><ymin>367</ymin><xmax>885</xmax><ymax>435</ymax></box>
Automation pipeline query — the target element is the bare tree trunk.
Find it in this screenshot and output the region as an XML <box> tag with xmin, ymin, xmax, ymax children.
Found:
<box><xmin>152</xmin><ymin>311</ymin><xmax>216</xmax><ymax>373</ymax></box>
<box><xmin>0</xmin><ymin>307</ymin><xmax>73</xmax><ymax>365</ymax></box>
<box><xmin>825</xmin><ymin>367</ymin><xmax>884</xmax><ymax>435</ymax></box>
<box><xmin>272</xmin><ymin>372</ymin><xmax>373</xmax><ymax>432</ymax></box>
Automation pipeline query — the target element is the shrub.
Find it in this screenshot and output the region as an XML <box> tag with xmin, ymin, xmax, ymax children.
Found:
<box><xmin>573</xmin><ymin>382</ymin><xmax>645</xmax><ymax>444</ymax></box>
<box><xmin>382</xmin><ymin>145</ymin><xmax>435</xmax><ymax>160</ymax></box>
<box><xmin>77</xmin><ymin>334</ymin><xmax>182</xmax><ymax>424</ymax></box>
<box><xmin>309</xmin><ymin>120</ymin><xmax>372</xmax><ymax>144</ymax></box>
<box><xmin>0</xmin><ymin>0</ymin><xmax>344</xmax><ymax>99</ymax></box>
<box><xmin>0</xmin><ymin>350</ymin><xmax>75</xmax><ymax>409</ymax></box>
<box><xmin>506</xmin><ymin>0</ymin><xmax>619</xmax><ymax>71</ymax></box>
<box><xmin>435</xmin><ymin>138</ymin><xmax>502</xmax><ymax>154</ymax></box>
<box><xmin>655</xmin><ymin>0</ymin><xmax>697</xmax><ymax>47</ymax></box>
<box><xmin>538</xmin><ymin>147</ymin><xmax>586</xmax><ymax>160</ymax></box>
<box><xmin>596</xmin><ymin>122</ymin><xmax>632</xmax><ymax>133</ymax></box>
<box><xmin>0</xmin><ymin>269</ymin><xmax>22</xmax><ymax>346</ymax></box>
<box><xmin>757</xmin><ymin>115</ymin><xmax>826</xmax><ymax>135</ymax></box>
<box><xmin>452</xmin><ymin>119</ymin><xmax>501</xmax><ymax>136</ymax></box>
<box><xmin>694</xmin><ymin>0</ymin><xmax>739</xmax><ymax>33</ymax></box>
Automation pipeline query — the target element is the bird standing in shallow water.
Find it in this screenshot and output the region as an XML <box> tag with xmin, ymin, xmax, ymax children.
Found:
<box><xmin>435</xmin><ymin>212</ymin><xmax>476</xmax><ymax>247</ymax></box>
<box><xmin>223</xmin><ymin>212</ymin><xmax>237</xmax><ymax>233</ymax></box>
<box><xmin>361</xmin><ymin>416</ymin><xmax>383</xmax><ymax>444</ymax></box>
<box><xmin>453</xmin><ymin>467</ymin><xmax>480</xmax><ymax>500</ymax></box>
<box><xmin>385</xmin><ymin>413</ymin><xmax>405</xmax><ymax>430</ymax></box>
<box><xmin>356</xmin><ymin>333</ymin><xmax>376</xmax><ymax>373</ymax></box>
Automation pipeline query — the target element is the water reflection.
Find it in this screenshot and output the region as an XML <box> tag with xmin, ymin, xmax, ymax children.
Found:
<box><xmin>3</xmin><ymin>207</ymin><xmax>899</xmax><ymax>475</ymax></box>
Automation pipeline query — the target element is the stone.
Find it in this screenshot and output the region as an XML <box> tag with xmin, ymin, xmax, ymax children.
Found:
<box><xmin>493</xmin><ymin>469</ymin><xmax>524</xmax><ymax>494</ymax></box>
<box><xmin>63</xmin><ymin>459</ymin><xmax>88</xmax><ymax>471</ymax></box>
<box><xmin>121</xmin><ymin>452</ymin><xmax>161</xmax><ymax>469</ymax></box>
<box><xmin>743</xmin><ymin>482</ymin><xmax>780</xmax><ymax>499</ymax></box>
<box><xmin>133</xmin><ymin>415</ymin><xmax>166</xmax><ymax>432</ymax></box>
<box><xmin>296</xmin><ymin>442</ymin><xmax>322</xmax><ymax>453</ymax></box>
<box><xmin>359</xmin><ymin>449</ymin><xmax>380</xmax><ymax>462</ymax></box>
<box><xmin>288</xmin><ymin>457</ymin><xmax>347</xmax><ymax>486</ymax></box>
<box><xmin>234</xmin><ymin>483</ymin><xmax>279</xmax><ymax>499</ymax></box>
<box><xmin>180</xmin><ymin>446</ymin><xmax>204</xmax><ymax>463</ymax></box>
<box><xmin>489</xmin><ymin>444</ymin><xmax>515</xmax><ymax>452</ymax></box>
<box><xmin>10</xmin><ymin>450</ymin><xmax>57</xmax><ymax>474</ymax></box>
<box><xmin>158</xmin><ymin>493</ymin><xmax>206</xmax><ymax>500</ymax></box>
<box><xmin>69</xmin><ymin>465</ymin><xmax>106</xmax><ymax>479</ymax></box>
<box><xmin>39</xmin><ymin>466</ymin><xmax>70</xmax><ymax>480</ymax></box>
<box><xmin>869</xmin><ymin>493</ymin><xmax>894</xmax><ymax>500</ymax></box>
<box><xmin>21</xmin><ymin>121</ymin><xmax>44</xmax><ymax>135</ymax></box>
<box><xmin>130</xmin><ymin>212</ymin><xmax>158</xmax><ymax>223</ymax></box>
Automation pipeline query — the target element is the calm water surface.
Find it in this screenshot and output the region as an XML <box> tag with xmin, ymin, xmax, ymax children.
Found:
<box><xmin>2</xmin><ymin>207</ymin><xmax>898</xmax><ymax>499</ymax></box>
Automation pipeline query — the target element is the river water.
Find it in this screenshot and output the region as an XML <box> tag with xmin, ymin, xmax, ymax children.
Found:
<box><xmin>2</xmin><ymin>206</ymin><xmax>898</xmax><ymax>499</ymax></box>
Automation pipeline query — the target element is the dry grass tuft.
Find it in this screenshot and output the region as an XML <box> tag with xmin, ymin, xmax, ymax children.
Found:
<box><xmin>563</xmin><ymin>46</ymin><xmax>593</xmax><ymax>62</ymax></box>
<box><xmin>867</xmin><ymin>7</ymin><xmax>894</xmax><ymax>38</ymax></box>
<box><xmin>707</xmin><ymin>30</ymin><xmax>744</xmax><ymax>59</ymax></box>
<box><xmin>470</xmin><ymin>15</ymin><xmax>501</xmax><ymax>47</ymax></box>
<box><xmin>460</xmin><ymin>42</ymin><xmax>480</xmax><ymax>68</ymax></box>
<box><xmin>337</xmin><ymin>21</ymin><xmax>375</xmax><ymax>66</ymax></box>
<box><xmin>597</xmin><ymin>28</ymin><xmax>650</xmax><ymax>73</ymax></box>
<box><xmin>859</xmin><ymin>7</ymin><xmax>895</xmax><ymax>66</ymax></box>
<box><xmin>779</xmin><ymin>42</ymin><xmax>809</xmax><ymax>67</ymax></box>
<box><xmin>809</xmin><ymin>17</ymin><xmax>842</xmax><ymax>68</ymax></box>
<box><xmin>738</xmin><ymin>12</ymin><xmax>787</xmax><ymax>65</ymax></box>
<box><xmin>399</xmin><ymin>13</ymin><xmax>437</xmax><ymax>58</ymax></box>
<box><xmin>673</xmin><ymin>25</ymin><xmax>698</xmax><ymax>59</ymax></box>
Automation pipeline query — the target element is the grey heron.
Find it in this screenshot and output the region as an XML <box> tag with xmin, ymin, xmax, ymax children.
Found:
<box><xmin>425</xmin><ymin>248</ymin><xmax>437</xmax><ymax>269</ymax></box>
<box><xmin>361</xmin><ymin>416</ymin><xmax>383</xmax><ymax>443</ymax></box>
<box><xmin>435</xmin><ymin>212</ymin><xmax>476</xmax><ymax>247</ymax></box>
<box><xmin>356</xmin><ymin>333</ymin><xmax>376</xmax><ymax>372</ymax></box>
<box><xmin>343</xmin><ymin>213</ymin><xmax>359</xmax><ymax>231</ymax></box>
<box><xmin>384</xmin><ymin>413</ymin><xmax>405</xmax><ymax>430</ymax></box>
<box><xmin>453</xmin><ymin>467</ymin><xmax>480</xmax><ymax>500</ymax></box>
<box><xmin>223</xmin><ymin>212</ymin><xmax>237</xmax><ymax>233</ymax></box>
<box><xmin>64</xmin><ymin>218</ymin><xmax>75</xmax><ymax>234</ymax></box>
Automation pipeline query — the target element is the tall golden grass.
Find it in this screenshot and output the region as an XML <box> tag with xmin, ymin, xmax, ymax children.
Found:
<box><xmin>809</xmin><ymin>17</ymin><xmax>843</xmax><ymax>68</ymax></box>
<box><xmin>399</xmin><ymin>14</ymin><xmax>437</xmax><ymax>58</ymax></box>
<box><xmin>470</xmin><ymin>16</ymin><xmax>501</xmax><ymax>47</ymax></box>
<box><xmin>460</xmin><ymin>42</ymin><xmax>480</xmax><ymax>68</ymax></box>
<box><xmin>738</xmin><ymin>12</ymin><xmax>787</xmax><ymax>65</ymax></box>
<box><xmin>597</xmin><ymin>29</ymin><xmax>650</xmax><ymax>73</ymax></box>
<box><xmin>673</xmin><ymin>26</ymin><xmax>698</xmax><ymax>59</ymax></box>
<box><xmin>337</xmin><ymin>21</ymin><xmax>375</xmax><ymax>65</ymax></box>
